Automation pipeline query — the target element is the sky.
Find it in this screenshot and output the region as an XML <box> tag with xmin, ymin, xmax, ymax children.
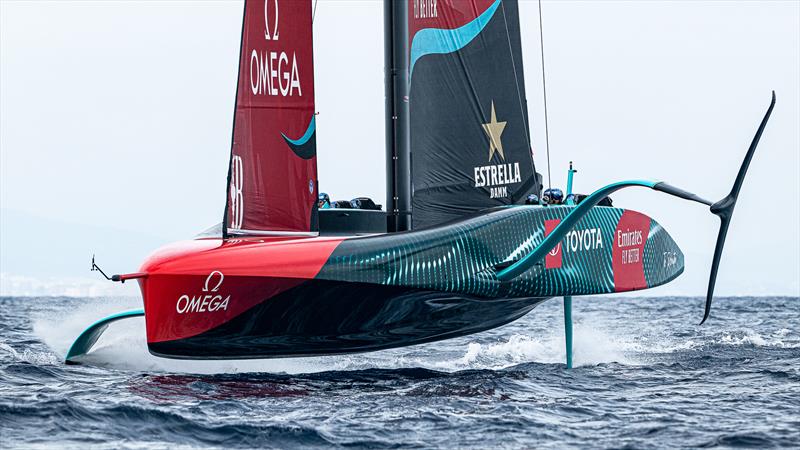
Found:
<box><xmin>1</xmin><ymin>0</ymin><xmax>798</xmax><ymax>297</ymax></box>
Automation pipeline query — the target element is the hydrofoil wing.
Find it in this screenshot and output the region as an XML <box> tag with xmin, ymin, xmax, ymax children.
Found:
<box><xmin>65</xmin><ymin>309</ymin><xmax>145</xmax><ymax>364</ymax></box>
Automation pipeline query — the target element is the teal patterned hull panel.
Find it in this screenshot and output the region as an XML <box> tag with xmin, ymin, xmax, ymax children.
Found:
<box><xmin>643</xmin><ymin>220</ymin><xmax>685</xmax><ymax>288</ymax></box>
<box><xmin>316</xmin><ymin>205</ymin><xmax>684</xmax><ymax>299</ymax></box>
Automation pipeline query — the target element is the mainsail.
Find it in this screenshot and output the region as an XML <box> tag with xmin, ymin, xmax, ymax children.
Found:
<box><xmin>224</xmin><ymin>0</ymin><xmax>318</xmax><ymax>236</ymax></box>
<box><xmin>407</xmin><ymin>0</ymin><xmax>540</xmax><ymax>229</ymax></box>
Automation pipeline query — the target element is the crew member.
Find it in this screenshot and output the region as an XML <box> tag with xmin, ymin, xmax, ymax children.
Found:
<box><xmin>318</xmin><ymin>192</ymin><xmax>331</xmax><ymax>209</ymax></box>
<box><xmin>542</xmin><ymin>188</ymin><xmax>564</xmax><ymax>205</ymax></box>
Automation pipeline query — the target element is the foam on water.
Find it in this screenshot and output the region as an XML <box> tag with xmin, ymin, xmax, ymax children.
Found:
<box><xmin>452</xmin><ymin>326</ymin><xmax>635</xmax><ymax>369</ymax></box>
<box><xmin>0</xmin><ymin>341</ymin><xmax>60</xmax><ymax>366</ymax></box>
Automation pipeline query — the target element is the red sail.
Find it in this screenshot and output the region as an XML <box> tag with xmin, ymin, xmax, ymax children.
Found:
<box><xmin>225</xmin><ymin>0</ymin><xmax>318</xmax><ymax>236</ymax></box>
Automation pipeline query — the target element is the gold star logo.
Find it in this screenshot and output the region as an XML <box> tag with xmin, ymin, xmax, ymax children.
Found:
<box><xmin>482</xmin><ymin>101</ymin><xmax>507</xmax><ymax>161</ymax></box>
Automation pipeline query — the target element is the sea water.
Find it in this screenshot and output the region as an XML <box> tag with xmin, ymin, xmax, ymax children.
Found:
<box><xmin>1</xmin><ymin>296</ymin><xmax>798</xmax><ymax>448</ymax></box>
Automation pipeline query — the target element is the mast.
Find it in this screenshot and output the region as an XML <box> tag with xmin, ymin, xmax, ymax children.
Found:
<box><xmin>384</xmin><ymin>0</ymin><xmax>412</xmax><ymax>232</ymax></box>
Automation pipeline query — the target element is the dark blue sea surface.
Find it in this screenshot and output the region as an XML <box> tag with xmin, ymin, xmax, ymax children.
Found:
<box><xmin>1</xmin><ymin>295</ymin><xmax>798</xmax><ymax>448</ymax></box>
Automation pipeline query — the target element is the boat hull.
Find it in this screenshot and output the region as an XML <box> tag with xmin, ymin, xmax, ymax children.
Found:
<box><xmin>147</xmin><ymin>278</ymin><xmax>544</xmax><ymax>359</ymax></box>
<box><xmin>137</xmin><ymin>205</ymin><xmax>684</xmax><ymax>359</ymax></box>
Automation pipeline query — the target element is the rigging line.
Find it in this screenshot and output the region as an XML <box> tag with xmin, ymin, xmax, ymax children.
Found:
<box><xmin>499</xmin><ymin>2</ymin><xmax>532</xmax><ymax>151</ymax></box>
<box><xmin>538</xmin><ymin>0</ymin><xmax>552</xmax><ymax>190</ymax></box>
<box><xmin>499</xmin><ymin>1</ymin><xmax>538</xmax><ymax>203</ymax></box>
<box><xmin>312</xmin><ymin>0</ymin><xmax>318</xmax><ymax>24</ymax></box>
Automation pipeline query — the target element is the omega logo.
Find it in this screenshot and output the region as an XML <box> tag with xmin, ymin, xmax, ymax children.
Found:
<box><xmin>264</xmin><ymin>0</ymin><xmax>279</xmax><ymax>41</ymax></box>
<box><xmin>176</xmin><ymin>271</ymin><xmax>231</xmax><ymax>314</ymax></box>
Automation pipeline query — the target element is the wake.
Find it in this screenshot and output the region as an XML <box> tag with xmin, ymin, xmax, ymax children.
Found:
<box><xmin>28</xmin><ymin>297</ymin><xmax>798</xmax><ymax>375</ymax></box>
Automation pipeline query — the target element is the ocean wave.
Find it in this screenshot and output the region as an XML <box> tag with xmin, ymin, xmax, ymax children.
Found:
<box><xmin>2</xmin><ymin>296</ymin><xmax>799</xmax><ymax>448</ymax></box>
<box><xmin>0</xmin><ymin>400</ymin><xmax>336</xmax><ymax>449</ymax></box>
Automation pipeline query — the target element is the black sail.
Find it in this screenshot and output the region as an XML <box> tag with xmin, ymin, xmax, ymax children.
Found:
<box><xmin>407</xmin><ymin>0</ymin><xmax>540</xmax><ymax>229</ymax></box>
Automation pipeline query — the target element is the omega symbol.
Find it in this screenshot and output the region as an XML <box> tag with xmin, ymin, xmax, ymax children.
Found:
<box><xmin>203</xmin><ymin>271</ymin><xmax>225</xmax><ymax>293</ymax></box>
<box><xmin>264</xmin><ymin>0</ymin><xmax>279</xmax><ymax>41</ymax></box>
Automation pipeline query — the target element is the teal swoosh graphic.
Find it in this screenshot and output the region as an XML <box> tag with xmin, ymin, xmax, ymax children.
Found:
<box><xmin>281</xmin><ymin>115</ymin><xmax>316</xmax><ymax>146</ymax></box>
<box><xmin>409</xmin><ymin>0</ymin><xmax>502</xmax><ymax>79</ymax></box>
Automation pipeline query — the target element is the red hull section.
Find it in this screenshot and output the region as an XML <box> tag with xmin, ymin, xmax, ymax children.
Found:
<box><xmin>137</xmin><ymin>237</ymin><xmax>343</xmax><ymax>343</ymax></box>
<box><xmin>612</xmin><ymin>210</ymin><xmax>652</xmax><ymax>292</ymax></box>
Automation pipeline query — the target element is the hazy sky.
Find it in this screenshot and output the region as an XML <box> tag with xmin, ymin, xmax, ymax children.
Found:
<box><xmin>1</xmin><ymin>0</ymin><xmax>798</xmax><ymax>296</ymax></box>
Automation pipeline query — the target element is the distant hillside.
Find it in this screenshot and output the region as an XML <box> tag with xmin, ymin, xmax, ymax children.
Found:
<box><xmin>0</xmin><ymin>208</ymin><xmax>175</xmax><ymax>296</ymax></box>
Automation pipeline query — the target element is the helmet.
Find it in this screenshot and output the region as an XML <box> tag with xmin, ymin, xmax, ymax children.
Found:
<box><xmin>318</xmin><ymin>192</ymin><xmax>330</xmax><ymax>209</ymax></box>
<box><xmin>349</xmin><ymin>197</ymin><xmax>381</xmax><ymax>210</ymax></box>
<box><xmin>542</xmin><ymin>188</ymin><xmax>564</xmax><ymax>205</ymax></box>
<box><xmin>525</xmin><ymin>193</ymin><xmax>540</xmax><ymax>205</ymax></box>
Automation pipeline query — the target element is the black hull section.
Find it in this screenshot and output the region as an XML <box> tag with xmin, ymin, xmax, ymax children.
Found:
<box><xmin>149</xmin><ymin>280</ymin><xmax>547</xmax><ymax>359</ymax></box>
